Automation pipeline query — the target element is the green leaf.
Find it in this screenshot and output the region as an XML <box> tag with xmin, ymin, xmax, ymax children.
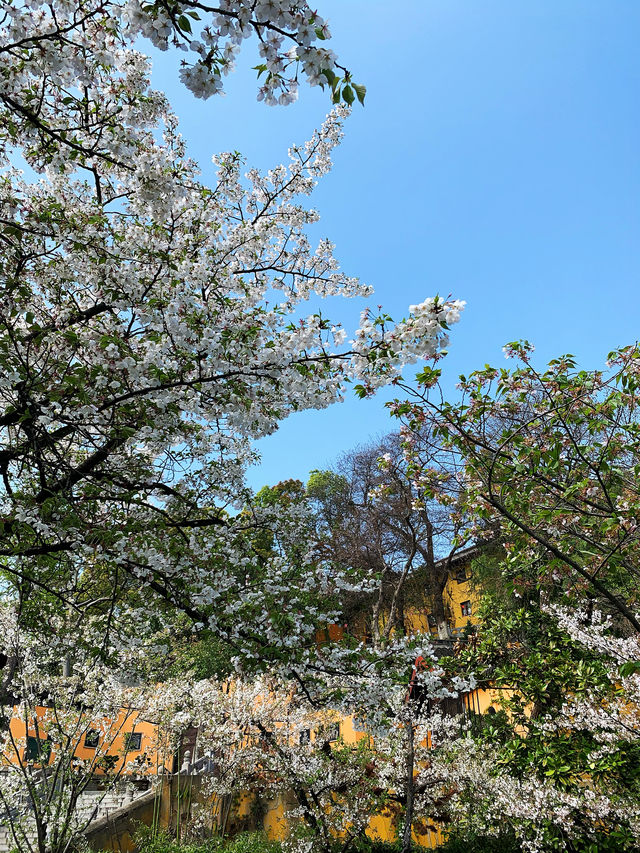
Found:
<box><xmin>177</xmin><ymin>14</ymin><xmax>192</xmax><ymax>33</ymax></box>
<box><xmin>321</xmin><ymin>68</ymin><xmax>338</xmax><ymax>88</ymax></box>
<box><xmin>342</xmin><ymin>85</ymin><xmax>355</xmax><ymax>105</ymax></box>
<box><xmin>353</xmin><ymin>83</ymin><xmax>367</xmax><ymax>105</ymax></box>
<box><xmin>415</xmin><ymin>367</ymin><xmax>441</xmax><ymax>387</ymax></box>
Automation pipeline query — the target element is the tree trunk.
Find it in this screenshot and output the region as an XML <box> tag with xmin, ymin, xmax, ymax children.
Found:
<box><xmin>434</xmin><ymin>570</ymin><xmax>451</xmax><ymax>639</ymax></box>
<box><xmin>371</xmin><ymin>561</ymin><xmax>389</xmax><ymax>647</ymax></box>
<box><xmin>417</xmin><ymin>520</ymin><xmax>451</xmax><ymax>638</ymax></box>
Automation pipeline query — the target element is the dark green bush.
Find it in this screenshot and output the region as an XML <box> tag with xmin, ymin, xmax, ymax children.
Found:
<box><xmin>215</xmin><ymin>833</ymin><xmax>282</xmax><ymax>853</ymax></box>
<box><xmin>350</xmin><ymin>834</ymin><xmax>519</xmax><ymax>853</ymax></box>
<box><xmin>133</xmin><ymin>827</ymin><xmax>281</xmax><ymax>853</ymax></box>
<box><xmin>437</xmin><ymin>833</ymin><xmax>521</xmax><ymax>853</ymax></box>
<box><xmin>350</xmin><ymin>841</ymin><xmax>401</xmax><ymax>853</ymax></box>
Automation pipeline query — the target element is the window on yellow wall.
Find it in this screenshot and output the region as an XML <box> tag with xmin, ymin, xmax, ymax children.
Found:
<box><xmin>460</xmin><ymin>600</ymin><xmax>472</xmax><ymax>617</ymax></box>
<box><xmin>259</xmin><ymin>732</ymin><xmax>272</xmax><ymax>751</ymax></box>
<box><xmin>25</xmin><ymin>735</ymin><xmax>51</xmax><ymax>764</ymax></box>
<box><xmin>324</xmin><ymin>723</ymin><xmax>340</xmax><ymax>743</ymax></box>
<box><xmin>124</xmin><ymin>732</ymin><xmax>142</xmax><ymax>752</ymax></box>
<box><xmin>455</xmin><ymin>566</ymin><xmax>468</xmax><ymax>583</ymax></box>
<box><xmin>437</xmin><ymin>695</ymin><xmax>464</xmax><ymax>717</ymax></box>
<box><xmin>84</xmin><ymin>729</ymin><xmax>100</xmax><ymax>749</ymax></box>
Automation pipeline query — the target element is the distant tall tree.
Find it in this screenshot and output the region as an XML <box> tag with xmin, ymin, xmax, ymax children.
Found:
<box><xmin>307</xmin><ymin>432</ymin><xmax>470</xmax><ymax>642</ymax></box>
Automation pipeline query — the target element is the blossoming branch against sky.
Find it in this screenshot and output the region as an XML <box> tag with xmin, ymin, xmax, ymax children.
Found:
<box><xmin>147</xmin><ymin>0</ymin><xmax>640</xmax><ymax>490</ymax></box>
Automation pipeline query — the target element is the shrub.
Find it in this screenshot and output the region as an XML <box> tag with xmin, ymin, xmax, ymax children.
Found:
<box><xmin>133</xmin><ymin>827</ymin><xmax>281</xmax><ymax>853</ymax></box>
<box><xmin>437</xmin><ymin>834</ymin><xmax>521</xmax><ymax>853</ymax></box>
<box><xmin>218</xmin><ymin>833</ymin><xmax>282</xmax><ymax>853</ymax></box>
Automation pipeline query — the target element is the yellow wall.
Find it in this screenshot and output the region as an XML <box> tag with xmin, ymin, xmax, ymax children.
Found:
<box><xmin>6</xmin><ymin>706</ymin><xmax>170</xmax><ymax>776</ymax></box>
<box><xmin>444</xmin><ymin>571</ymin><xmax>480</xmax><ymax>633</ymax></box>
<box><xmin>336</xmin><ymin>555</ymin><xmax>482</xmax><ymax>642</ymax></box>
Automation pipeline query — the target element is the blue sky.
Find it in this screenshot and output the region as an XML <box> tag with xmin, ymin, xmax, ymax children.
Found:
<box><xmin>150</xmin><ymin>1</ymin><xmax>640</xmax><ymax>490</ymax></box>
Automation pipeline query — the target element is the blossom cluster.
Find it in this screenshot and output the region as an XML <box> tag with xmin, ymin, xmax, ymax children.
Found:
<box><xmin>351</xmin><ymin>298</ymin><xmax>465</xmax><ymax>396</ymax></box>
<box><xmin>123</xmin><ymin>0</ymin><xmax>345</xmax><ymax>102</ymax></box>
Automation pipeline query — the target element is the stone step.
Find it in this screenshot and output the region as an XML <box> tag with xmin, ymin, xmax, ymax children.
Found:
<box><xmin>0</xmin><ymin>783</ymin><xmax>150</xmax><ymax>850</ymax></box>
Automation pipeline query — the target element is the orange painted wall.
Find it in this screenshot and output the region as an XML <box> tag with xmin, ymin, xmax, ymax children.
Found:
<box><xmin>6</xmin><ymin>706</ymin><xmax>171</xmax><ymax>776</ymax></box>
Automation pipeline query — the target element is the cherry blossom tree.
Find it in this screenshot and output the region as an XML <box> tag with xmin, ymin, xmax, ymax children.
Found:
<box><xmin>0</xmin><ymin>4</ymin><xmax>473</xmax><ymax>848</ymax></box>
<box><xmin>0</xmin><ymin>0</ymin><xmax>464</xmax><ymax>691</ymax></box>
<box><xmin>394</xmin><ymin>342</ymin><xmax>640</xmax><ymax>631</ymax></box>
<box><xmin>433</xmin><ymin>598</ymin><xmax>640</xmax><ymax>851</ymax></box>
<box><xmin>391</xmin><ymin>343</ymin><xmax>640</xmax><ymax>850</ymax></box>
